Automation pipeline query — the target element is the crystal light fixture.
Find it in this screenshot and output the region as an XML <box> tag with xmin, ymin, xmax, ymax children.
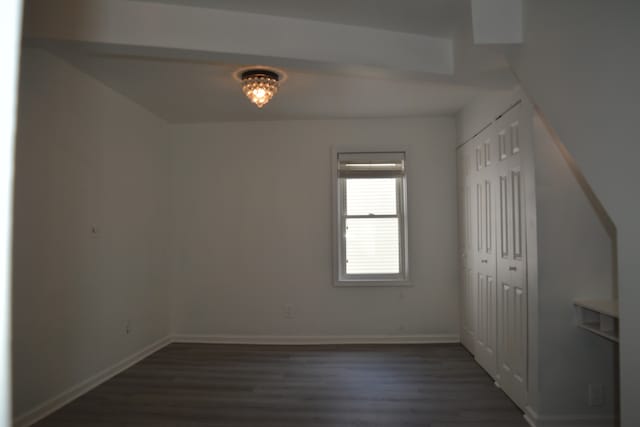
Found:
<box><xmin>241</xmin><ymin>69</ymin><xmax>280</xmax><ymax>108</ymax></box>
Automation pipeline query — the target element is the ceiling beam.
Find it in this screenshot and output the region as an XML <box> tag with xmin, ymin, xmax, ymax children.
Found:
<box><xmin>23</xmin><ymin>0</ymin><xmax>454</xmax><ymax>75</ymax></box>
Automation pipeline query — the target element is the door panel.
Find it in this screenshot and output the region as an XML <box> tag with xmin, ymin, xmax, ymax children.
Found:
<box><xmin>511</xmin><ymin>122</ymin><xmax>521</xmax><ymax>155</ymax></box>
<box><xmin>459</xmin><ymin>104</ymin><xmax>529</xmax><ymax>409</ymax></box>
<box><xmin>477</xmin><ymin>182</ymin><xmax>483</xmax><ymax>253</ymax></box>
<box><xmin>499</xmin><ymin>175</ymin><xmax>509</xmax><ymax>260</ymax></box>
<box><xmin>485</xmin><ymin>179</ymin><xmax>492</xmax><ymax>254</ymax></box>
<box><xmin>476</xmin><ymin>145</ymin><xmax>483</xmax><ymax>171</ymax></box>
<box><xmin>496</xmin><ymin>105</ymin><xmax>528</xmax><ymax>410</ymax></box>
<box><xmin>499</xmin><ymin>130</ymin><xmax>508</xmax><ymax>161</ymax></box>
<box><xmin>458</xmin><ymin>143</ymin><xmax>476</xmax><ymax>353</ymax></box>
<box><xmin>511</xmin><ymin>169</ymin><xmax>523</xmax><ymax>260</ymax></box>
<box><xmin>473</xmin><ymin>131</ymin><xmax>498</xmax><ymax>378</ymax></box>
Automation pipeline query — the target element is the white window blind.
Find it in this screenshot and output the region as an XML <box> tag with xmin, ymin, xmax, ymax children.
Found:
<box><xmin>336</xmin><ymin>152</ymin><xmax>408</xmax><ymax>283</ymax></box>
<box><xmin>345</xmin><ymin>217</ymin><xmax>399</xmax><ymax>274</ymax></box>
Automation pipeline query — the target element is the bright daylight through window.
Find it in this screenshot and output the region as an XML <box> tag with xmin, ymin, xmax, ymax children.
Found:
<box><xmin>336</xmin><ymin>152</ymin><xmax>408</xmax><ymax>284</ymax></box>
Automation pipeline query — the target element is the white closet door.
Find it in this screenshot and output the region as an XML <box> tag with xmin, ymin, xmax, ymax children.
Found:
<box><xmin>496</xmin><ymin>105</ymin><xmax>528</xmax><ymax>410</ymax></box>
<box><xmin>458</xmin><ymin>143</ymin><xmax>476</xmax><ymax>353</ymax></box>
<box><xmin>472</xmin><ymin>130</ymin><xmax>498</xmax><ymax>378</ymax></box>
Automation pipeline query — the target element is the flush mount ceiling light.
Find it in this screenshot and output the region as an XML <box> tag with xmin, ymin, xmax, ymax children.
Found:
<box><xmin>240</xmin><ymin>68</ymin><xmax>281</xmax><ymax>108</ymax></box>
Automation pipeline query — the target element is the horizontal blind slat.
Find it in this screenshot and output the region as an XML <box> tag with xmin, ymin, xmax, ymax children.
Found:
<box><xmin>345</xmin><ymin>218</ymin><xmax>400</xmax><ymax>275</ymax></box>
<box><xmin>345</xmin><ymin>178</ymin><xmax>397</xmax><ymax>216</ymax></box>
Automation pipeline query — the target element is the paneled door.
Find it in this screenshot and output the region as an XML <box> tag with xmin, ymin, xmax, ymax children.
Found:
<box><xmin>496</xmin><ymin>105</ymin><xmax>528</xmax><ymax>409</ymax></box>
<box><xmin>472</xmin><ymin>129</ymin><xmax>498</xmax><ymax>378</ymax></box>
<box><xmin>457</xmin><ymin>142</ymin><xmax>476</xmax><ymax>353</ymax></box>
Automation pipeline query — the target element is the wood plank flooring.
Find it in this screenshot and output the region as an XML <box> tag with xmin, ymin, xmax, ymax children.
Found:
<box><xmin>34</xmin><ymin>343</ymin><xmax>528</xmax><ymax>426</ymax></box>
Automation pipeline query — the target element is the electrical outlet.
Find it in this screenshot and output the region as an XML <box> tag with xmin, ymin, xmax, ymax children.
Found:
<box><xmin>283</xmin><ymin>305</ymin><xmax>294</xmax><ymax>319</ymax></box>
<box><xmin>125</xmin><ymin>320</ymin><xmax>132</xmax><ymax>335</ymax></box>
<box><xmin>588</xmin><ymin>384</ymin><xmax>604</xmax><ymax>407</ymax></box>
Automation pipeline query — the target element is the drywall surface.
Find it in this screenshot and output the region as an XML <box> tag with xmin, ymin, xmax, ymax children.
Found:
<box><xmin>168</xmin><ymin>118</ymin><xmax>459</xmax><ymax>339</ymax></box>
<box><xmin>532</xmin><ymin>114</ymin><xmax>617</xmax><ymax>420</ymax></box>
<box><xmin>12</xmin><ymin>48</ymin><xmax>170</xmax><ymax>418</ymax></box>
<box><xmin>508</xmin><ymin>1</ymin><xmax>639</xmax><ymax>423</ymax></box>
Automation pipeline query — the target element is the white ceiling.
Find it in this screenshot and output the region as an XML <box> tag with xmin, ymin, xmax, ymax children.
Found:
<box><xmin>131</xmin><ymin>0</ymin><xmax>468</xmax><ymax>37</ymax></box>
<box><xmin>60</xmin><ymin>52</ymin><xmax>492</xmax><ymax>123</ymax></box>
<box><xmin>36</xmin><ymin>0</ymin><xmax>511</xmax><ymax>123</ymax></box>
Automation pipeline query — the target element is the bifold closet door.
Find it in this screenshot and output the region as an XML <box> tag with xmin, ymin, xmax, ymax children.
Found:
<box><xmin>458</xmin><ymin>143</ymin><xmax>475</xmax><ymax>353</ymax></box>
<box><xmin>472</xmin><ymin>131</ymin><xmax>498</xmax><ymax>378</ymax></box>
<box><xmin>496</xmin><ymin>105</ymin><xmax>528</xmax><ymax>410</ymax></box>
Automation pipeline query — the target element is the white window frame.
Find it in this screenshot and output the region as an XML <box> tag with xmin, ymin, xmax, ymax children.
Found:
<box><xmin>332</xmin><ymin>148</ymin><xmax>410</xmax><ymax>287</ymax></box>
<box><xmin>1</xmin><ymin>0</ymin><xmax>23</xmax><ymax>423</ymax></box>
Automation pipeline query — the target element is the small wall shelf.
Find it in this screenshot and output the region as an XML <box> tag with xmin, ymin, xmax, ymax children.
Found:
<box><xmin>574</xmin><ymin>299</ymin><xmax>619</xmax><ymax>343</ymax></box>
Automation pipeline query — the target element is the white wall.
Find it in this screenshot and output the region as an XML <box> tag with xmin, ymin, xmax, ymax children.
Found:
<box><xmin>168</xmin><ymin>118</ymin><xmax>460</xmax><ymax>340</ymax></box>
<box><xmin>507</xmin><ymin>1</ymin><xmax>640</xmax><ymax>424</ymax></box>
<box><xmin>532</xmin><ymin>114</ymin><xmax>617</xmax><ymax>421</ymax></box>
<box><xmin>12</xmin><ymin>48</ymin><xmax>170</xmax><ymax>418</ymax></box>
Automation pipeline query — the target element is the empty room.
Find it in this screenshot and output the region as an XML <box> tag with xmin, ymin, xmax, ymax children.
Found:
<box><xmin>3</xmin><ymin>0</ymin><xmax>639</xmax><ymax>426</ymax></box>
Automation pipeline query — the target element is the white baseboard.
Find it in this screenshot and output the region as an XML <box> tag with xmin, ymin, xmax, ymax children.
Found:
<box><xmin>13</xmin><ymin>336</ymin><xmax>172</xmax><ymax>427</ymax></box>
<box><xmin>525</xmin><ymin>406</ymin><xmax>617</xmax><ymax>427</ymax></box>
<box><xmin>171</xmin><ymin>333</ymin><xmax>460</xmax><ymax>345</ymax></box>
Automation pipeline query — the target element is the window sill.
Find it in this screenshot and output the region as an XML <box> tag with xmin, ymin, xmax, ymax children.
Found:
<box><xmin>333</xmin><ymin>280</ymin><xmax>413</xmax><ymax>288</ymax></box>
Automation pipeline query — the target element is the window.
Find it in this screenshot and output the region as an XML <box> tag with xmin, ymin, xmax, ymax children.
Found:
<box><xmin>335</xmin><ymin>152</ymin><xmax>408</xmax><ymax>284</ymax></box>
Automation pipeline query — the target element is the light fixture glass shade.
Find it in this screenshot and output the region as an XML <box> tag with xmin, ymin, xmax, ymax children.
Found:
<box><xmin>241</xmin><ymin>70</ymin><xmax>279</xmax><ymax>108</ymax></box>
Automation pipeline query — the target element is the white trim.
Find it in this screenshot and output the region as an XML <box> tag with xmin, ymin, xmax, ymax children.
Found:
<box><xmin>1</xmin><ymin>0</ymin><xmax>24</xmax><ymax>425</ymax></box>
<box><xmin>331</xmin><ymin>145</ymin><xmax>411</xmax><ymax>287</ymax></box>
<box><xmin>13</xmin><ymin>336</ymin><xmax>172</xmax><ymax>427</ymax></box>
<box><xmin>172</xmin><ymin>334</ymin><xmax>460</xmax><ymax>345</ymax></box>
<box><xmin>333</xmin><ymin>280</ymin><xmax>413</xmax><ymax>288</ymax></box>
<box><xmin>524</xmin><ymin>406</ymin><xmax>616</xmax><ymax>427</ymax></box>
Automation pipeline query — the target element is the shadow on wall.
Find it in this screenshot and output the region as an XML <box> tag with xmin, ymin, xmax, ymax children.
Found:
<box><xmin>534</xmin><ymin>105</ymin><xmax>617</xmax><ymax>297</ymax></box>
<box><xmin>534</xmin><ymin>105</ymin><xmax>619</xmax><ymax>423</ymax></box>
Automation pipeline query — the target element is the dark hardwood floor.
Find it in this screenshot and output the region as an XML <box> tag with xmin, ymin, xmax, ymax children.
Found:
<box><xmin>35</xmin><ymin>343</ymin><xmax>528</xmax><ymax>426</ymax></box>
